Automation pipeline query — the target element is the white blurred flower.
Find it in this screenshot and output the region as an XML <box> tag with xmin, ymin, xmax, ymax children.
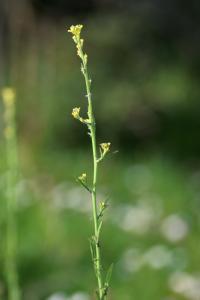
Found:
<box><xmin>118</xmin><ymin>248</ymin><xmax>144</xmax><ymax>275</ymax></box>
<box><xmin>47</xmin><ymin>292</ymin><xmax>90</xmax><ymax>300</ymax></box>
<box><xmin>143</xmin><ymin>245</ymin><xmax>173</xmax><ymax>269</ymax></box>
<box><xmin>121</xmin><ymin>206</ymin><xmax>154</xmax><ymax>234</ymax></box>
<box><xmin>47</xmin><ymin>293</ymin><xmax>67</xmax><ymax>300</ymax></box>
<box><xmin>118</xmin><ymin>244</ymin><xmax>178</xmax><ymax>275</ymax></box>
<box><xmin>65</xmin><ymin>187</ymin><xmax>91</xmax><ymax>213</ymax></box>
<box><xmin>51</xmin><ymin>183</ymin><xmax>91</xmax><ymax>213</ymax></box>
<box><xmin>112</xmin><ymin>203</ymin><xmax>156</xmax><ymax>235</ymax></box>
<box><xmin>70</xmin><ymin>292</ymin><xmax>90</xmax><ymax>300</ymax></box>
<box><xmin>161</xmin><ymin>214</ymin><xmax>188</xmax><ymax>243</ymax></box>
<box><xmin>169</xmin><ymin>272</ymin><xmax>200</xmax><ymax>300</ymax></box>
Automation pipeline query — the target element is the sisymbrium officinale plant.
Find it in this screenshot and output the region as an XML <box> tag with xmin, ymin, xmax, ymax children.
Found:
<box><xmin>68</xmin><ymin>25</ymin><xmax>113</xmax><ymax>300</ymax></box>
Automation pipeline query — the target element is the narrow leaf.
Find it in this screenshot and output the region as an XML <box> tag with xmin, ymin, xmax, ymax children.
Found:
<box><xmin>105</xmin><ymin>263</ymin><xmax>114</xmax><ymax>287</ymax></box>
<box><xmin>89</xmin><ymin>238</ymin><xmax>95</xmax><ymax>261</ymax></box>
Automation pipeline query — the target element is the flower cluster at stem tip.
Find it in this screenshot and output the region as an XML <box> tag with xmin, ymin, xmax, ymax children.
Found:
<box><xmin>67</xmin><ymin>24</ymin><xmax>87</xmax><ymax>64</ymax></box>
<box><xmin>68</xmin><ymin>24</ymin><xmax>83</xmax><ymax>37</ymax></box>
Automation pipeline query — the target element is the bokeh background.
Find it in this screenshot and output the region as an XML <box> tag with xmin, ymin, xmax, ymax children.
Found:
<box><xmin>0</xmin><ymin>0</ymin><xmax>200</xmax><ymax>299</ymax></box>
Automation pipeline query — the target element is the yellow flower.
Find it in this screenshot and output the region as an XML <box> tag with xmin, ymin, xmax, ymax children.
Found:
<box><xmin>72</xmin><ymin>107</ymin><xmax>80</xmax><ymax>119</ymax></box>
<box><xmin>100</xmin><ymin>201</ymin><xmax>106</xmax><ymax>209</ymax></box>
<box><xmin>68</xmin><ymin>25</ymin><xmax>83</xmax><ymax>37</ymax></box>
<box><xmin>78</xmin><ymin>173</ymin><xmax>87</xmax><ymax>182</ymax></box>
<box><xmin>100</xmin><ymin>142</ymin><xmax>111</xmax><ymax>154</ymax></box>
<box><xmin>2</xmin><ymin>87</ymin><xmax>15</xmax><ymax>106</ymax></box>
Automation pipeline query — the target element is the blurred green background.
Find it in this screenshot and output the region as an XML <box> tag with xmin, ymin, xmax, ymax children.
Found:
<box><xmin>0</xmin><ymin>0</ymin><xmax>200</xmax><ymax>299</ymax></box>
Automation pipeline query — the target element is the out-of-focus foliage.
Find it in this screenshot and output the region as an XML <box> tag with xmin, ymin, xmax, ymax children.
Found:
<box><xmin>1</xmin><ymin>150</ymin><xmax>200</xmax><ymax>300</ymax></box>
<box><xmin>0</xmin><ymin>0</ymin><xmax>200</xmax><ymax>158</ymax></box>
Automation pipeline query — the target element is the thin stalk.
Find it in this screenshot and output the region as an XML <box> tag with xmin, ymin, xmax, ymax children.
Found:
<box><xmin>2</xmin><ymin>88</ymin><xmax>20</xmax><ymax>300</ymax></box>
<box><xmin>84</xmin><ymin>69</ymin><xmax>104</xmax><ymax>298</ymax></box>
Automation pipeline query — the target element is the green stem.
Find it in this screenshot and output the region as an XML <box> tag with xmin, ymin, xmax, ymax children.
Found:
<box><xmin>4</xmin><ymin>97</ymin><xmax>20</xmax><ymax>300</ymax></box>
<box><xmin>83</xmin><ymin>63</ymin><xmax>104</xmax><ymax>299</ymax></box>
